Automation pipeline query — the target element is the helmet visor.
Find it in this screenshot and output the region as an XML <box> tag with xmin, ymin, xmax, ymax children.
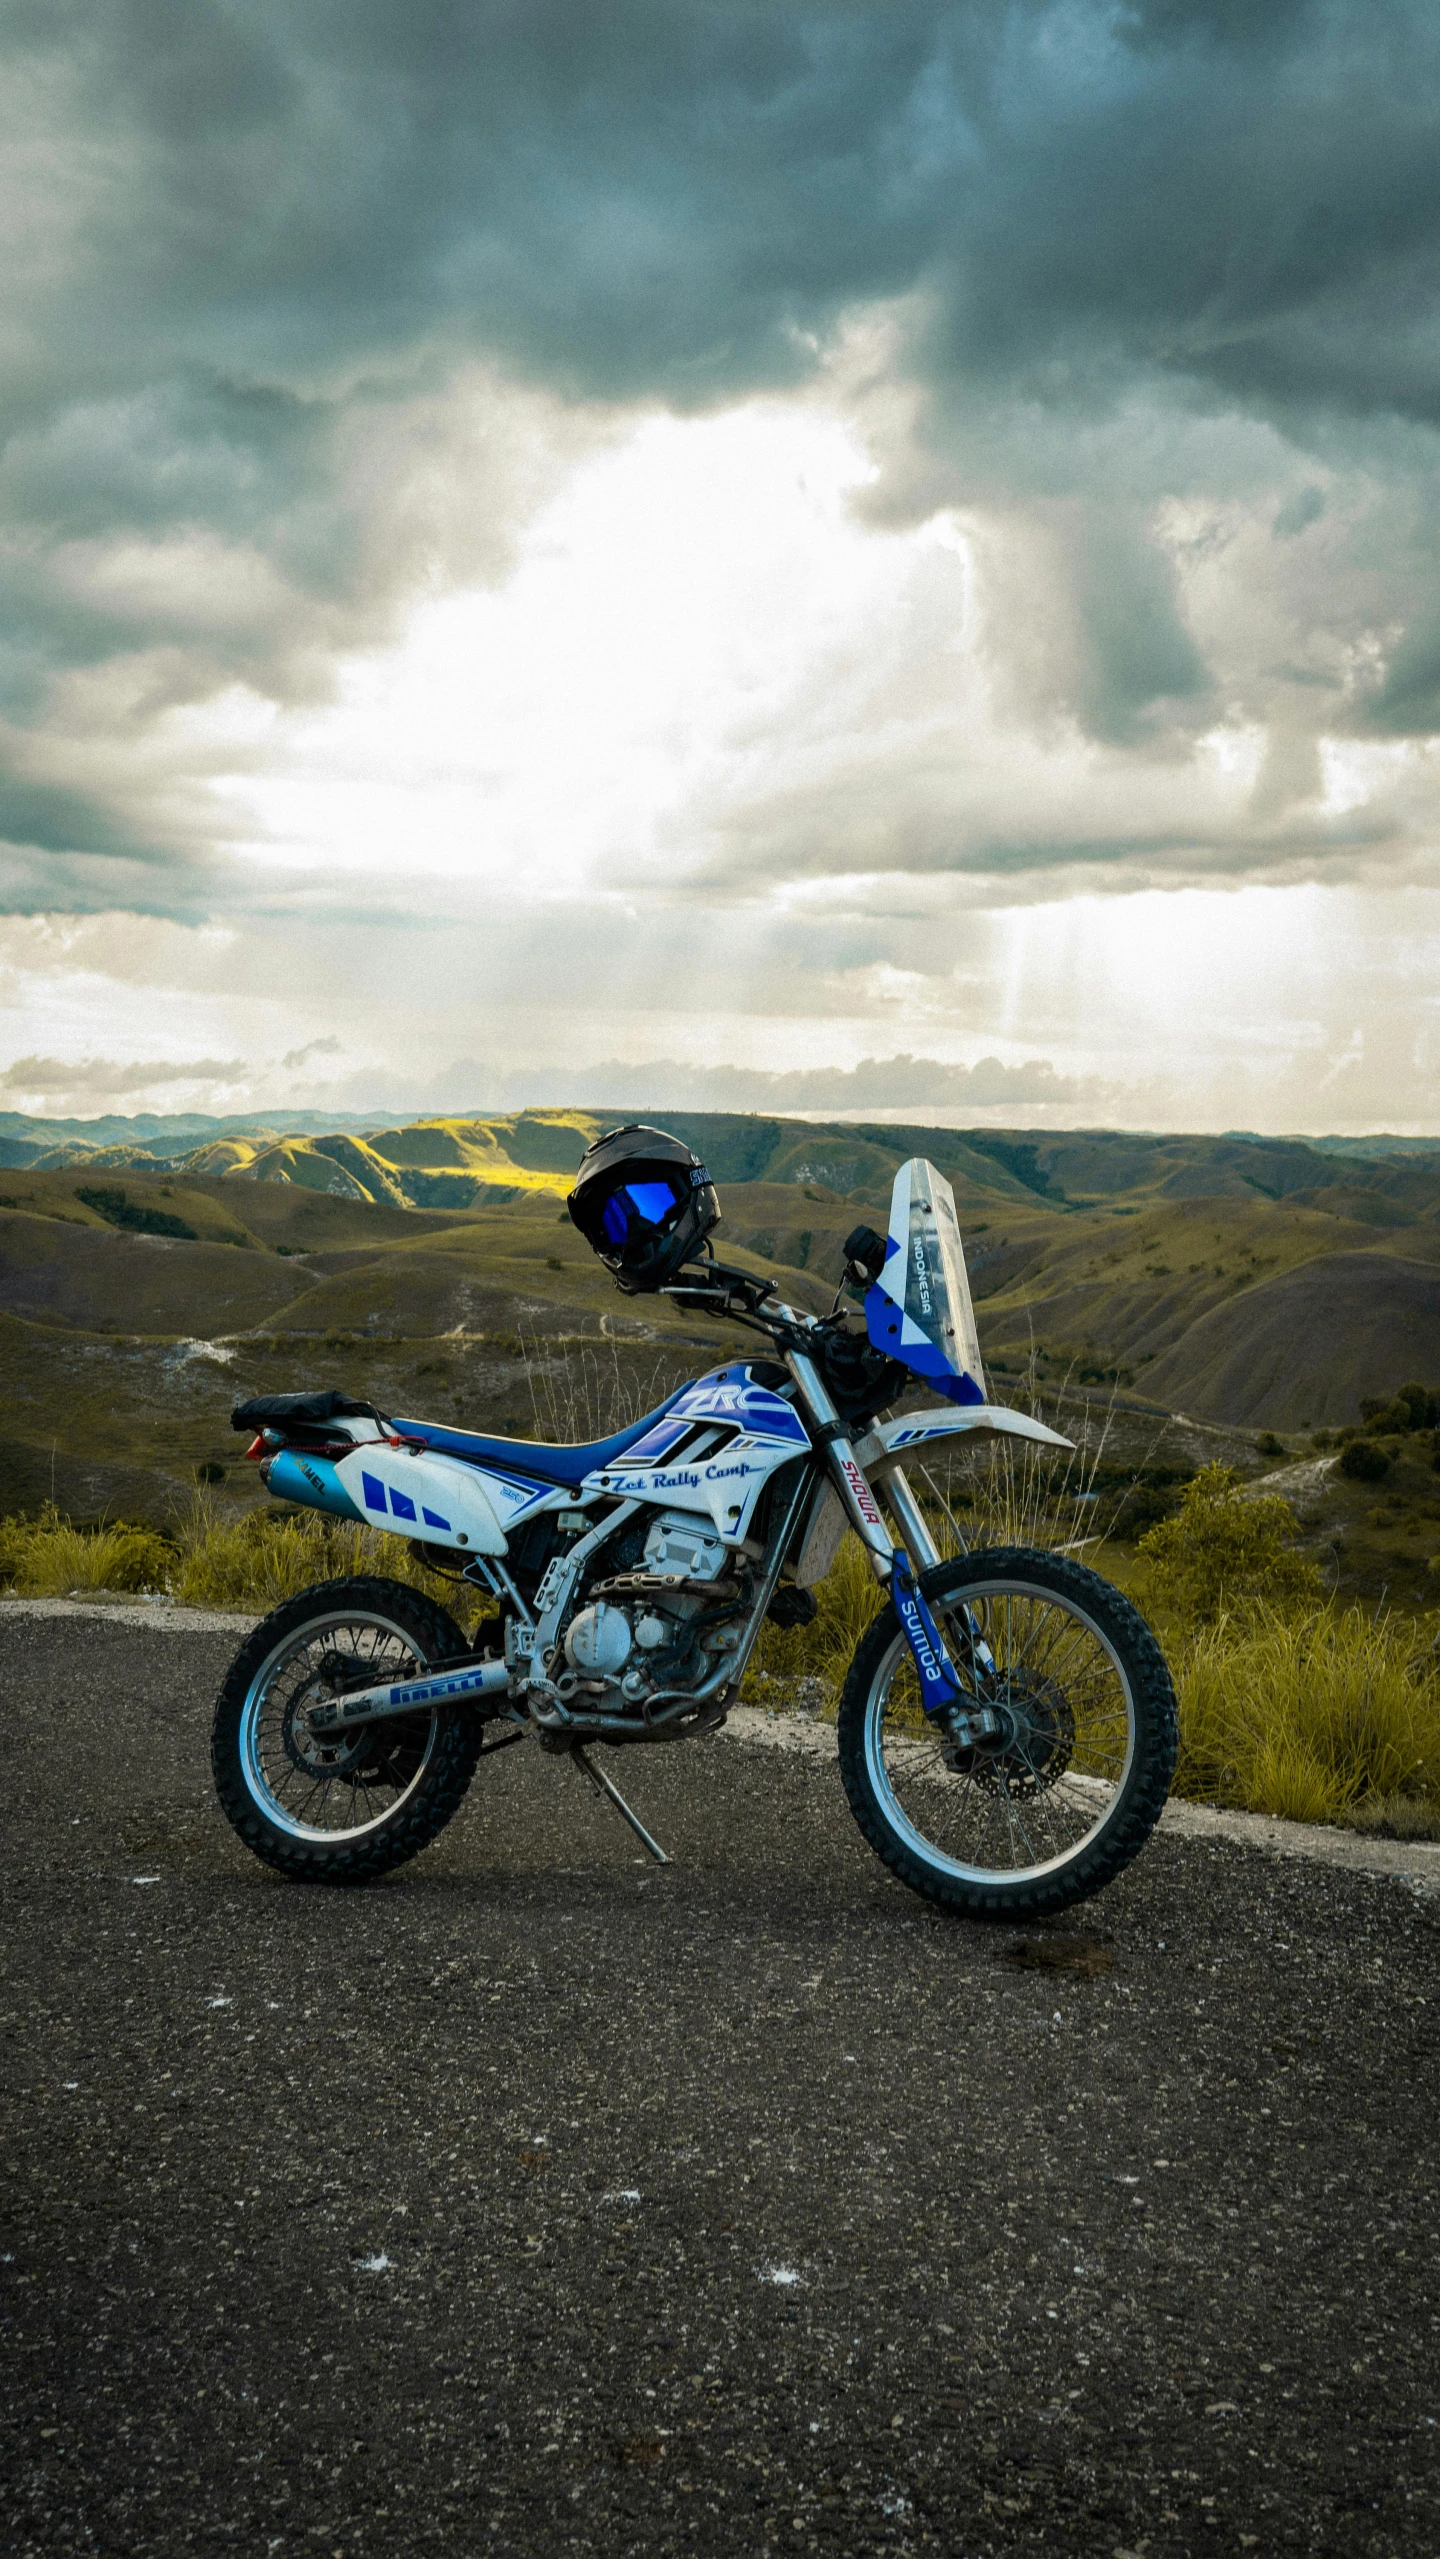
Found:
<box><xmin>599</xmin><ymin>1175</ymin><xmax>689</xmax><ymax>1250</ymax></box>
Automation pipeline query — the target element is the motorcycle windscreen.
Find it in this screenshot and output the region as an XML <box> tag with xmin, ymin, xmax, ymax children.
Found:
<box><xmin>864</xmin><ymin>1157</ymin><xmax>987</xmax><ymax>1407</ymax></box>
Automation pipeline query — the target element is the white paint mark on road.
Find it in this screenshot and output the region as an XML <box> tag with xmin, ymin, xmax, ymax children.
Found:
<box><xmin>355</xmin><ymin>2253</ymin><xmax>393</xmax><ymax>2275</ymax></box>
<box><xmin>762</xmin><ymin>2264</ymin><xmax>801</xmax><ymax>2287</ymax></box>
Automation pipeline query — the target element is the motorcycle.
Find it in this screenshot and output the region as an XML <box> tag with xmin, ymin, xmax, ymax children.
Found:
<box><xmin>211</xmin><ymin>1155</ymin><xmax>1177</xmax><ymax>1916</ymax></box>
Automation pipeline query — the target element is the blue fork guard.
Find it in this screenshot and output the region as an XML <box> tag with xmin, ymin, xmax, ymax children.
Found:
<box><xmin>890</xmin><ymin>1548</ymin><xmax>969</xmax><ymax>1720</ymax></box>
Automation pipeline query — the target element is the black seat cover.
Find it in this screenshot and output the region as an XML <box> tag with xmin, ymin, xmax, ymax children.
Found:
<box><xmin>232</xmin><ymin>1390</ymin><xmax>385</xmax><ymax>1431</ymax></box>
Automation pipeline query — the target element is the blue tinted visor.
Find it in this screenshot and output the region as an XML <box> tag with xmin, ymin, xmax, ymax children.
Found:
<box><xmin>600</xmin><ymin>1177</ymin><xmax>685</xmax><ymax>1246</ymax></box>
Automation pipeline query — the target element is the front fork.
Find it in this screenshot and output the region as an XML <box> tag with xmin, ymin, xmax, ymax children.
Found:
<box><xmin>888</xmin><ymin>1547</ymin><xmax>1002</xmax><ymax>1751</ymax></box>
<box><xmin>786</xmin><ymin>1352</ymin><xmax>1000</xmax><ymax>1749</ymax></box>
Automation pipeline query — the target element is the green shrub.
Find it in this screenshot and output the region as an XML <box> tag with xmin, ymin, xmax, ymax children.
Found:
<box><xmin>1340</xmin><ymin>1439</ymin><xmax>1390</xmax><ymax>1483</ymax></box>
<box><xmin>1360</xmin><ymin>1384</ymin><xmax>1438</xmax><ymax>1431</ymax></box>
<box><xmin>75</xmin><ymin>1184</ymin><xmax>197</xmax><ymax>1241</ymax></box>
<box><xmin>1137</xmin><ymin>1463</ymin><xmax>1325</xmax><ymax>1628</ymax></box>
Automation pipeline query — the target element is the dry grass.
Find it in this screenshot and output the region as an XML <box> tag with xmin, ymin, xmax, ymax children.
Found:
<box><xmin>1346</xmin><ymin>1791</ymin><xmax>1440</xmax><ymax>1842</ymax></box>
<box><xmin>745</xmin><ymin>1373</ymin><xmax>1114</xmax><ymax>1712</ymax></box>
<box><xmin>744</xmin><ymin>1532</ymin><xmax>886</xmax><ymax>1708</ymax></box>
<box><xmin>0</xmin><ymin>1493</ymin><xmax>491</xmax><ymax>1629</ymax></box>
<box><xmin>0</xmin><ymin>1506</ymin><xmax>174</xmax><ymax>1597</ymax></box>
<box><xmin>168</xmin><ymin>1491</ymin><xmax>488</xmax><ymax>1617</ymax></box>
<box><xmin>917</xmin><ymin>1418</ymin><xmax>1112</xmax><ymax>1559</ymax></box>
<box><xmin>520</xmin><ymin>1328</ymin><xmax>696</xmax><ymax>1446</ymax></box>
<box><xmin>1171</xmin><ymin>1603</ymin><xmax>1440</xmax><ymax>1826</ymax></box>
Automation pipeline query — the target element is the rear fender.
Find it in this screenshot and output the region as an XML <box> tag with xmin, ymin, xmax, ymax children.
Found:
<box><xmin>329</xmin><ymin>1444</ymin><xmax>512</xmax><ymax>1554</ymax></box>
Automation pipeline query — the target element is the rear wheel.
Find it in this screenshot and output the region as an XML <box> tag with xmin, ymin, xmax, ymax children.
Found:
<box><xmin>837</xmin><ymin>1546</ymin><xmax>1177</xmax><ymax>1917</ymax></box>
<box><xmin>211</xmin><ymin>1577</ymin><xmax>485</xmax><ymax>1885</ymax></box>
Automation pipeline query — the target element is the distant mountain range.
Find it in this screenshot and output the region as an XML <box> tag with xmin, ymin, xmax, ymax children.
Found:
<box><xmin>0</xmin><ymin>1107</ymin><xmax>396</xmax><ymax>1161</ymax></box>
<box><xmin>6</xmin><ymin>1105</ymin><xmax>1440</xmax><ymax>1171</ymax></box>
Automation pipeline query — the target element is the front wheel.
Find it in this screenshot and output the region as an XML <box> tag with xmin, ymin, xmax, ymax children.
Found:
<box><xmin>837</xmin><ymin>1546</ymin><xmax>1177</xmax><ymax>1918</ymax></box>
<box><xmin>212</xmin><ymin>1577</ymin><xmax>485</xmax><ymax>1885</ymax></box>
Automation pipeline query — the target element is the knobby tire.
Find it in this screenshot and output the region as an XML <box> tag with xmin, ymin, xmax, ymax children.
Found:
<box><xmin>211</xmin><ymin>1576</ymin><xmax>485</xmax><ymax>1886</ymax></box>
<box><xmin>837</xmin><ymin>1544</ymin><xmax>1178</xmax><ymax>1918</ymax></box>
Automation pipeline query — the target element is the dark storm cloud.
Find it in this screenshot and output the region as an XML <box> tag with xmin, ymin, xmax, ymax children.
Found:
<box><xmin>23</xmin><ymin>2</ymin><xmax>1440</xmax><ymax>424</ymax></box>
<box><xmin>6</xmin><ymin>0</ymin><xmax>1440</xmax><ymax>878</ymax></box>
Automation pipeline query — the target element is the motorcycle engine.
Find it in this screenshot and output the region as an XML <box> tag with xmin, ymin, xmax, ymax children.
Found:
<box><xmin>562</xmin><ymin>1510</ymin><xmax>751</xmax><ymax>1706</ymax></box>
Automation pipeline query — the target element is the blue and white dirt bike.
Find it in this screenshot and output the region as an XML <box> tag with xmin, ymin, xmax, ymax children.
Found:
<box><xmin>212</xmin><ymin>1146</ymin><xmax>1177</xmax><ymax>1916</ymax></box>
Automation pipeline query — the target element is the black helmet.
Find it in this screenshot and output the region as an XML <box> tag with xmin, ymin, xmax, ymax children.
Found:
<box><xmin>567</xmin><ymin>1123</ymin><xmax>720</xmax><ymax>1293</ymax></box>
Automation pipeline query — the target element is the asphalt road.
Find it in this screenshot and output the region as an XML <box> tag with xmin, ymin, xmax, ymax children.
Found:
<box><xmin>3</xmin><ymin>1614</ymin><xmax>1438</xmax><ymax>2558</ymax></box>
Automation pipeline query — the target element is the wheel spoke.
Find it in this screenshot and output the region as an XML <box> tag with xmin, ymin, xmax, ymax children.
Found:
<box><xmin>238</xmin><ymin>1609</ymin><xmax>440</xmax><ymax>1845</ymax></box>
<box><xmin>864</xmin><ymin>1569</ymin><xmax>1139</xmax><ymax>1885</ymax></box>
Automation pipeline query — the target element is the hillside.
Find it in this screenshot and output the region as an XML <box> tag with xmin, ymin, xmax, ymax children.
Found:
<box><xmin>1</xmin><ymin>1107</ymin><xmax>1438</xmax><ymax>1607</ymax></box>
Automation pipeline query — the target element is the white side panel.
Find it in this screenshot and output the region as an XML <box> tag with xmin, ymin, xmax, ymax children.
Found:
<box><xmin>333</xmin><ymin>1445</ymin><xmax>513</xmax><ymax>1554</ymax></box>
<box><xmin>583</xmin><ymin>1433</ymin><xmax>802</xmax><ymax>1542</ymax></box>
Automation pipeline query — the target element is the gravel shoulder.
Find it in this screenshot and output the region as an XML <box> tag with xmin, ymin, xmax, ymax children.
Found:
<box><xmin>3</xmin><ymin>1610</ymin><xmax>1438</xmax><ymax>2558</ymax></box>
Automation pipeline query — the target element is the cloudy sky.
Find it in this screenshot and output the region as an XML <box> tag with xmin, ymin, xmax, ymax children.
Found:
<box><xmin>5</xmin><ymin>0</ymin><xmax>1440</xmax><ymax>1133</ymax></box>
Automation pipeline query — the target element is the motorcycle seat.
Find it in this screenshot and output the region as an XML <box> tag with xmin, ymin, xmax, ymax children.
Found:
<box><xmin>391</xmin><ymin>1386</ymin><xmax>693</xmax><ymax>1492</ymax></box>
<box><xmin>232</xmin><ymin>1389</ymin><xmax>384</xmax><ymax>1430</ymax></box>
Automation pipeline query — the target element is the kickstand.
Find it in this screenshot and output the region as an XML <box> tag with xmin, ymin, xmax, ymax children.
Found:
<box><xmin>569</xmin><ymin>1744</ymin><xmax>670</xmax><ymax>1866</ymax></box>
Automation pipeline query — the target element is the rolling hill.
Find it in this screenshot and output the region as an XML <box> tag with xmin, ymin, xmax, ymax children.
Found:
<box><xmin>2</xmin><ymin>1107</ymin><xmax>1438</xmax><ymax>1605</ymax></box>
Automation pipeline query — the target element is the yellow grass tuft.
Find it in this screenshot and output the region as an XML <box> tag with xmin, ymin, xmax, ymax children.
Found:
<box><xmin>0</xmin><ymin>1493</ymin><xmax>488</xmax><ymax>1627</ymax></box>
<box><xmin>166</xmin><ymin>1491</ymin><xmax>488</xmax><ymax>1621</ymax></box>
<box><xmin>0</xmin><ymin>1506</ymin><xmax>173</xmax><ymax>1597</ymax></box>
<box><xmin>1172</xmin><ymin>1602</ymin><xmax>1440</xmax><ymax>1821</ymax></box>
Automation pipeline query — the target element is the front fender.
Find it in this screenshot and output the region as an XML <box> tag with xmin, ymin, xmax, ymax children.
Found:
<box><xmin>851</xmin><ymin>1403</ymin><xmax>1072</xmax><ymax>1477</ymax></box>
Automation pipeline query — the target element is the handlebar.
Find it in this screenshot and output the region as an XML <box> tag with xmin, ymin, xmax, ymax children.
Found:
<box><xmin>660</xmin><ymin>1258</ymin><xmax>815</xmax><ymax>1331</ymax></box>
<box><xmin>660</xmin><ymin>1258</ymin><xmax>908</xmax><ymax>1427</ymax></box>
